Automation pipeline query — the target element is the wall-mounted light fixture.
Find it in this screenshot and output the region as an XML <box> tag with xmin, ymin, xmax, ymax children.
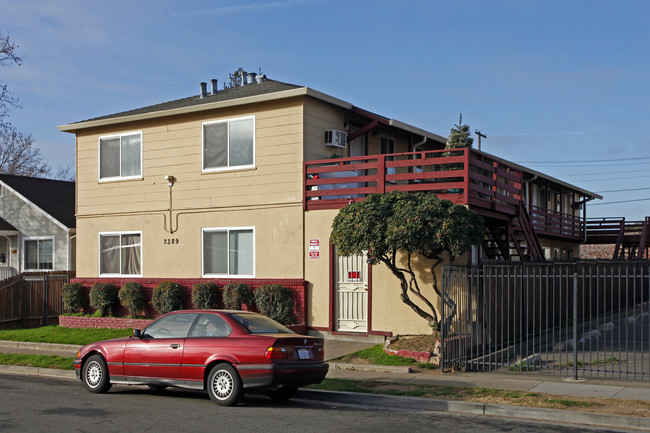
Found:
<box><xmin>165</xmin><ymin>175</ymin><xmax>175</xmax><ymax>187</ymax></box>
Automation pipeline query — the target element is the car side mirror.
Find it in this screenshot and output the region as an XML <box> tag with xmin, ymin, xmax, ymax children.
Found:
<box><xmin>133</xmin><ymin>329</ymin><xmax>142</xmax><ymax>338</ymax></box>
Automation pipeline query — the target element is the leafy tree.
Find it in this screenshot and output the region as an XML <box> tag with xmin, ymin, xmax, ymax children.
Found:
<box><xmin>223</xmin><ymin>67</ymin><xmax>245</xmax><ymax>89</ymax></box>
<box><xmin>446</xmin><ymin>113</ymin><xmax>473</xmax><ymax>149</ymax></box>
<box><xmin>331</xmin><ymin>191</ymin><xmax>484</xmax><ymax>330</ymax></box>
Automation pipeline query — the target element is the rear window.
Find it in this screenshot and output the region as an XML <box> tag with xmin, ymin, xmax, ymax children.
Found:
<box><xmin>230</xmin><ymin>313</ymin><xmax>295</xmax><ymax>334</ymax></box>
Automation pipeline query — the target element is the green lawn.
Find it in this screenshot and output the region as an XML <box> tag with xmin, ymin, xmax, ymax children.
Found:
<box><xmin>0</xmin><ymin>326</ymin><xmax>132</xmax><ymax>346</ymax></box>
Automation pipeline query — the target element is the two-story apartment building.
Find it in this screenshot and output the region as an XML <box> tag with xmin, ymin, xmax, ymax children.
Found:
<box><xmin>59</xmin><ymin>75</ymin><xmax>600</xmax><ymax>337</ymax></box>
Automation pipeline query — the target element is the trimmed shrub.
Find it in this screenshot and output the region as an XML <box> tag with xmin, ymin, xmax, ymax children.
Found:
<box><xmin>119</xmin><ymin>282</ymin><xmax>147</xmax><ymax>318</ymax></box>
<box><xmin>192</xmin><ymin>283</ymin><xmax>220</xmax><ymax>309</ymax></box>
<box><xmin>222</xmin><ymin>283</ymin><xmax>253</xmax><ymax>310</ymax></box>
<box><xmin>151</xmin><ymin>281</ymin><xmax>183</xmax><ymax>315</ymax></box>
<box><xmin>254</xmin><ymin>284</ymin><xmax>295</xmax><ymax>325</ymax></box>
<box><xmin>89</xmin><ymin>283</ymin><xmax>119</xmax><ymax>317</ymax></box>
<box><xmin>62</xmin><ymin>282</ymin><xmax>86</xmax><ymax>314</ymax></box>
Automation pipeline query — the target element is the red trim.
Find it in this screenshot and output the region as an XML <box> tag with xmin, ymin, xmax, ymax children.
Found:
<box><xmin>328</xmin><ymin>241</ymin><xmax>336</xmax><ymax>332</ymax></box>
<box><xmin>367</xmin><ymin>257</ymin><xmax>372</xmax><ymax>333</ymax></box>
<box><xmin>331</xmin><ymin>330</ymin><xmax>392</xmax><ymax>338</ymax></box>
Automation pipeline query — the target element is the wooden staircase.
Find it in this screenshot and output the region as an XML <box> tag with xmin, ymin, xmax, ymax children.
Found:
<box><xmin>585</xmin><ymin>217</ymin><xmax>650</xmax><ymax>260</ymax></box>
<box><xmin>482</xmin><ymin>203</ymin><xmax>544</xmax><ymax>261</ymax></box>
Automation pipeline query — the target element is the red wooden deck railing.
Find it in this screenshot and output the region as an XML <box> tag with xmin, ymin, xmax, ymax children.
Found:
<box><xmin>304</xmin><ymin>148</ymin><xmax>584</xmax><ymax>241</ymax></box>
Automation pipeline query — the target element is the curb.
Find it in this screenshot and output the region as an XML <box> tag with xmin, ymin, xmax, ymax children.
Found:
<box><xmin>0</xmin><ymin>364</ymin><xmax>76</xmax><ymax>380</ymax></box>
<box><xmin>0</xmin><ymin>340</ymin><xmax>82</xmax><ymax>353</ymax></box>
<box><xmin>328</xmin><ymin>362</ymin><xmax>412</xmax><ymax>374</ymax></box>
<box><xmin>296</xmin><ymin>389</ymin><xmax>650</xmax><ymax>431</ymax></box>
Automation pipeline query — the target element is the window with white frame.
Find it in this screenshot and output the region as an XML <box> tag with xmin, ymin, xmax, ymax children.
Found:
<box><xmin>99</xmin><ymin>132</ymin><xmax>142</xmax><ymax>180</ymax></box>
<box><xmin>202</xmin><ymin>227</ymin><xmax>254</xmax><ymax>277</ymax></box>
<box><xmin>24</xmin><ymin>238</ymin><xmax>54</xmax><ymax>270</ymax></box>
<box><xmin>203</xmin><ymin>116</ymin><xmax>255</xmax><ymax>171</ymax></box>
<box><xmin>99</xmin><ymin>232</ymin><xmax>142</xmax><ymax>276</ymax></box>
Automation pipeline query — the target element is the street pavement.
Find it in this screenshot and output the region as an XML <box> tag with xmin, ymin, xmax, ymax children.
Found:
<box><xmin>0</xmin><ymin>338</ymin><xmax>649</xmax><ymax>431</ymax></box>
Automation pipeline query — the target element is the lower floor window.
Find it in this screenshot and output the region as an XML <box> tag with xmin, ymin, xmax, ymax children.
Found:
<box><xmin>203</xmin><ymin>227</ymin><xmax>254</xmax><ymax>277</ymax></box>
<box><xmin>100</xmin><ymin>232</ymin><xmax>142</xmax><ymax>276</ymax></box>
<box><xmin>24</xmin><ymin>238</ymin><xmax>53</xmax><ymax>270</ymax></box>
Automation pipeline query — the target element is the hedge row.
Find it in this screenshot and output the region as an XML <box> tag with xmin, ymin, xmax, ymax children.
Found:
<box><xmin>62</xmin><ymin>281</ymin><xmax>295</xmax><ymax>325</ymax></box>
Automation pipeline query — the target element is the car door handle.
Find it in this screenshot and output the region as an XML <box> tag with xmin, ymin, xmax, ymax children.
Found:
<box><xmin>170</xmin><ymin>344</ymin><xmax>181</xmax><ymax>349</ymax></box>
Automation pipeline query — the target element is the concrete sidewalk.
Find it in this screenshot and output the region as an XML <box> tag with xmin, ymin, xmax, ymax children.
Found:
<box><xmin>0</xmin><ymin>338</ymin><xmax>648</xmax><ymax>402</ymax></box>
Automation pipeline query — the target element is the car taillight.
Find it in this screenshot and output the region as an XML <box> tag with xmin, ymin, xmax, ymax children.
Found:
<box><xmin>264</xmin><ymin>346</ymin><xmax>287</xmax><ymax>360</ymax></box>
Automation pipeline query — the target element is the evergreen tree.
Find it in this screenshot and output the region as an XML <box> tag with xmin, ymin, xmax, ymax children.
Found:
<box><xmin>446</xmin><ymin>113</ymin><xmax>473</xmax><ymax>149</ymax></box>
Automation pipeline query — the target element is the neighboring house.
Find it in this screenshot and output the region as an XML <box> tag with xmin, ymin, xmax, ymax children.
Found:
<box><xmin>0</xmin><ymin>174</ymin><xmax>76</xmax><ymax>280</ymax></box>
<box><xmin>58</xmin><ymin>74</ymin><xmax>600</xmax><ymax>337</ymax></box>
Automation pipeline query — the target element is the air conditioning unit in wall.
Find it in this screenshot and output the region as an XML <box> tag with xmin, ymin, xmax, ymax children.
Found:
<box><xmin>324</xmin><ymin>130</ymin><xmax>347</xmax><ymax>148</ymax></box>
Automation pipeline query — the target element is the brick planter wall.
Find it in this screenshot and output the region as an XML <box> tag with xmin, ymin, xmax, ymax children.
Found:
<box><xmin>59</xmin><ymin>315</ymin><xmax>153</xmax><ymax>330</ymax></box>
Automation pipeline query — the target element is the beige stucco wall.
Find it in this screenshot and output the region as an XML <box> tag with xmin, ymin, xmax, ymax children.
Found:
<box><xmin>304</xmin><ymin>208</ymin><xmax>455</xmax><ymax>336</ymax></box>
<box><xmin>76</xmin><ymin>204</ymin><xmax>304</xmax><ymax>279</ymax></box>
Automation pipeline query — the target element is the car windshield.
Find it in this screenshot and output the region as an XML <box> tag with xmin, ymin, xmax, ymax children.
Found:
<box><xmin>230</xmin><ymin>313</ymin><xmax>295</xmax><ymax>334</ymax></box>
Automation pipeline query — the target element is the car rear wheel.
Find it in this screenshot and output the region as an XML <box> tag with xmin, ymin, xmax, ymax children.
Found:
<box><xmin>207</xmin><ymin>364</ymin><xmax>242</xmax><ymax>406</ymax></box>
<box><xmin>267</xmin><ymin>385</ymin><xmax>298</xmax><ymax>401</ymax></box>
<box><xmin>83</xmin><ymin>354</ymin><xmax>112</xmax><ymax>393</ymax></box>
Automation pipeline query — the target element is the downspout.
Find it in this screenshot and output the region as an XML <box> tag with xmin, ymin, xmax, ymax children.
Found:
<box><xmin>412</xmin><ymin>135</ymin><xmax>427</xmax><ymax>152</ymax></box>
<box><xmin>578</xmin><ymin>197</ymin><xmax>595</xmax><ymax>244</ymax></box>
<box><xmin>523</xmin><ymin>174</ymin><xmax>538</xmax><ymax>212</ymax></box>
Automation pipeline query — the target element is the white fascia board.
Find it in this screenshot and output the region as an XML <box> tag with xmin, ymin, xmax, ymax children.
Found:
<box><xmin>388</xmin><ymin>119</ymin><xmax>447</xmax><ymax>144</ymax></box>
<box><xmin>0</xmin><ymin>180</ymin><xmax>71</xmax><ymax>231</ymax></box>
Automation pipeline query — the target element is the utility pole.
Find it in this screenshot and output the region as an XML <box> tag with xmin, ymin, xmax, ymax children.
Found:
<box><xmin>475</xmin><ymin>130</ymin><xmax>486</xmax><ymax>151</ymax></box>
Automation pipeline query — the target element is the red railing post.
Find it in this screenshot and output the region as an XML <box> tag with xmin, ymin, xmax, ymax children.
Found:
<box><xmin>464</xmin><ymin>149</ymin><xmax>471</xmax><ymax>204</ymax></box>
<box><xmin>377</xmin><ymin>156</ymin><xmax>386</xmax><ymax>193</ymax></box>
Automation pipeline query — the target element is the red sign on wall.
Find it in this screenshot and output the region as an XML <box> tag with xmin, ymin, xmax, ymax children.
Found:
<box><xmin>309</xmin><ymin>239</ymin><xmax>320</xmax><ymax>259</ymax></box>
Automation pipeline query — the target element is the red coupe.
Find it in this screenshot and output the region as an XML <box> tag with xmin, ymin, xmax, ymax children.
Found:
<box><xmin>74</xmin><ymin>310</ymin><xmax>329</xmax><ymax>406</ymax></box>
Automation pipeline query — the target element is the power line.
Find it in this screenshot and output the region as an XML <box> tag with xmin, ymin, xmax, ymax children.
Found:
<box><xmin>595</xmin><ymin>187</ymin><xmax>650</xmax><ymax>193</ymax></box>
<box><xmin>515</xmin><ymin>156</ymin><xmax>650</xmax><ymax>164</ymax></box>
<box><xmin>591</xmin><ymin>197</ymin><xmax>650</xmax><ymax>206</ymax></box>
<box><xmin>489</xmin><ymin>112</ymin><xmax>650</xmax><ymax>134</ymax></box>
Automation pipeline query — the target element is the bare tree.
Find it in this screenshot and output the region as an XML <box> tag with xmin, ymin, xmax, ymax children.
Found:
<box><xmin>0</xmin><ymin>32</ymin><xmax>23</xmax><ymax>120</ymax></box>
<box><xmin>0</xmin><ymin>126</ymin><xmax>49</xmax><ymax>177</ymax></box>
<box><xmin>0</xmin><ymin>32</ymin><xmax>55</xmax><ymax>178</ymax></box>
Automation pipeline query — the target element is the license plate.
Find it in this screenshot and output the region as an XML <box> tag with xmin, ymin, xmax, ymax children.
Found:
<box><xmin>297</xmin><ymin>348</ymin><xmax>311</xmax><ymax>359</ymax></box>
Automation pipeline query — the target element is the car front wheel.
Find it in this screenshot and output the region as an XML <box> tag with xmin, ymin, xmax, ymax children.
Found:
<box><xmin>83</xmin><ymin>354</ymin><xmax>112</xmax><ymax>393</ymax></box>
<box><xmin>207</xmin><ymin>364</ymin><xmax>243</xmax><ymax>406</ymax></box>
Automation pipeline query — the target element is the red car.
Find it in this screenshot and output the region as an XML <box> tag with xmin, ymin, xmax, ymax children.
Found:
<box><xmin>74</xmin><ymin>310</ymin><xmax>329</xmax><ymax>406</ymax></box>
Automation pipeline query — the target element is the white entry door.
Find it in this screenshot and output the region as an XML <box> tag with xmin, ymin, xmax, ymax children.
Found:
<box><xmin>335</xmin><ymin>251</ymin><xmax>368</xmax><ymax>332</ymax></box>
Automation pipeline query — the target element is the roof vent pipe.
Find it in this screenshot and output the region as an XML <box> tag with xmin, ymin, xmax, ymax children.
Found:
<box><xmin>210</xmin><ymin>79</ymin><xmax>218</xmax><ymax>95</ymax></box>
<box><xmin>199</xmin><ymin>82</ymin><xmax>207</xmax><ymax>98</ymax></box>
<box><xmin>247</xmin><ymin>72</ymin><xmax>256</xmax><ymax>85</ymax></box>
<box><xmin>255</xmin><ymin>73</ymin><xmax>266</xmax><ymax>83</ymax></box>
<box><xmin>240</xmin><ymin>71</ymin><xmax>247</xmax><ymax>86</ymax></box>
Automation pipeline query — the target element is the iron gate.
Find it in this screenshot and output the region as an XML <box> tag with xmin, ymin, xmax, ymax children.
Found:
<box><xmin>441</xmin><ymin>261</ymin><xmax>650</xmax><ymax>381</ymax></box>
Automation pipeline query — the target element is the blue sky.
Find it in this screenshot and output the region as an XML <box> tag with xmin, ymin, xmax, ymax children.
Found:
<box><xmin>1</xmin><ymin>0</ymin><xmax>649</xmax><ymax>219</ymax></box>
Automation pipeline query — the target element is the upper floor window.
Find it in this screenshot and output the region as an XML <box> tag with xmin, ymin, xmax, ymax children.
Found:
<box><xmin>202</xmin><ymin>116</ymin><xmax>255</xmax><ymax>172</ymax></box>
<box><xmin>99</xmin><ymin>232</ymin><xmax>142</xmax><ymax>276</ymax></box>
<box><xmin>24</xmin><ymin>238</ymin><xmax>54</xmax><ymax>270</ymax></box>
<box><xmin>202</xmin><ymin>227</ymin><xmax>254</xmax><ymax>278</ymax></box>
<box><xmin>99</xmin><ymin>132</ymin><xmax>142</xmax><ymax>181</ymax></box>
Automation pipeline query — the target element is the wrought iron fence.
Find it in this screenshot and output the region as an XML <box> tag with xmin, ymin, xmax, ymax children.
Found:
<box><xmin>0</xmin><ymin>271</ymin><xmax>74</xmax><ymax>329</ymax></box>
<box><xmin>441</xmin><ymin>261</ymin><xmax>650</xmax><ymax>381</ymax></box>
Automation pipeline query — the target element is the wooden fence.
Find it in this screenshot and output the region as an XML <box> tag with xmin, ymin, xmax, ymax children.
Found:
<box><xmin>0</xmin><ymin>271</ymin><xmax>74</xmax><ymax>330</ymax></box>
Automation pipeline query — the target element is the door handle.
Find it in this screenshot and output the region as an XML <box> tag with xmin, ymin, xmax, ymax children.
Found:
<box><xmin>170</xmin><ymin>344</ymin><xmax>181</xmax><ymax>349</ymax></box>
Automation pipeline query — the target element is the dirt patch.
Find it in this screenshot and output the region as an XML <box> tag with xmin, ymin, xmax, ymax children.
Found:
<box><xmin>387</xmin><ymin>334</ymin><xmax>439</xmax><ymax>352</ymax></box>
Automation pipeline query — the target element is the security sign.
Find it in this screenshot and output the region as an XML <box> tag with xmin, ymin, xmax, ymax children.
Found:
<box><xmin>309</xmin><ymin>239</ymin><xmax>320</xmax><ymax>259</ymax></box>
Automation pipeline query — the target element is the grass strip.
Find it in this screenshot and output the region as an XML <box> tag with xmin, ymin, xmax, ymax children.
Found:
<box><xmin>306</xmin><ymin>378</ymin><xmax>602</xmax><ymax>409</ymax></box>
<box><xmin>0</xmin><ymin>326</ymin><xmax>132</xmax><ymax>346</ymax></box>
<box><xmin>0</xmin><ymin>353</ymin><xmax>74</xmax><ymax>370</ymax></box>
